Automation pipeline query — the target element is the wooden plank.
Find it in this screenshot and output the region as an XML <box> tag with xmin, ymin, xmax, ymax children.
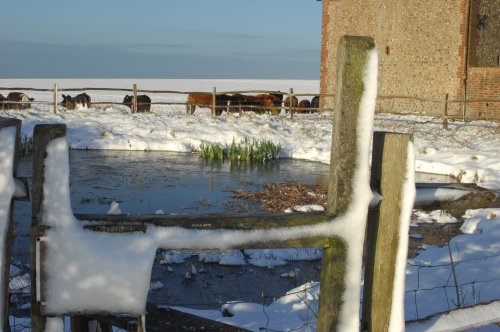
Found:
<box><xmin>89</xmin><ymin>303</ymin><xmax>250</xmax><ymax>331</ymax></box>
<box><xmin>362</xmin><ymin>132</ymin><xmax>412</xmax><ymax>332</ymax></box>
<box><xmin>76</xmin><ymin>212</ymin><xmax>332</xmax><ymax>230</ymax></box>
<box><xmin>30</xmin><ymin>123</ymin><xmax>67</xmax><ymax>332</ymax></box>
<box><xmin>0</xmin><ymin>117</ymin><xmax>22</xmax><ymax>332</ymax></box>
<box><xmin>318</xmin><ymin>35</ymin><xmax>376</xmax><ymax>331</ymax></box>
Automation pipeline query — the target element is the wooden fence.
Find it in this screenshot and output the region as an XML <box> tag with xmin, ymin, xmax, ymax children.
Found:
<box><xmin>0</xmin><ymin>84</ymin><xmax>330</xmax><ymax>117</ymax></box>
<box><xmin>2</xmin><ymin>83</ymin><xmax>499</xmax><ymax>123</ymax></box>
<box><xmin>2</xmin><ymin>36</ymin><xmax>413</xmax><ymax>332</ymax></box>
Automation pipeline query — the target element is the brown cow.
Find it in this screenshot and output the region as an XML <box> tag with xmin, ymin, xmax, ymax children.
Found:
<box><xmin>0</xmin><ymin>94</ymin><xmax>5</xmax><ymax>110</ymax></box>
<box><xmin>240</xmin><ymin>94</ymin><xmax>279</xmax><ymax>115</ymax></box>
<box><xmin>60</xmin><ymin>93</ymin><xmax>91</xmax><ymax>110</ymax></box>
<box><xmin>123</xmin><ymin>95</ymin><xmax>151</xmax><ymax>113</ymax></box>
<box><xmin>3</xmin><ymin>92</ymin><xmax>35</xmax><ymax>110</ymax></box>
<box><xmin>297</xmin><ymin>99</ymin><xmax>311</xmax><ymax>113</ymax></box>
<box><xmin>186</xmin><ymin>92</ymin><xmax>230</xmax><ymax>115</ymax></box>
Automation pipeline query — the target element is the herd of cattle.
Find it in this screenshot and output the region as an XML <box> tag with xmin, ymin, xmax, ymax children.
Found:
<box><xmin>0</xmin><ymin>91</ymin><xmax>320</xmax><ymax>115</ymax></box>
<box><xmin>186</xmin><ymin>92</ymin><xmax>320</xmax><ymax>115</ymax></box>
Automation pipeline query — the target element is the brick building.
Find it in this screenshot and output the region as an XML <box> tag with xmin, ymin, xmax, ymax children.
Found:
<box><xmin>319</xmin><ymin>0</ymin><xmax>500</xmax><ymax>118</ymax></box>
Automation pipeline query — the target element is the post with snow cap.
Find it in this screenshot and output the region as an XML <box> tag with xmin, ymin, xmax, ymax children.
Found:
<box><xmin>362</xmin><ymin>132</ymin><xmax>414</xmax><ymax>332</ymax></box>
<box><xmin>0</xmin><ymin>117</ymin><xmax>28</xmax><ymax>332</ymax></box>
<box><xmin>318</xmin><ymin>35</ymin><xmax>376</xmax><ymax>331</ymax></box>
<box><xmin>30</xmin><ymin>123</ymin><xmax>67</xmax><ymax>332</ymax></box>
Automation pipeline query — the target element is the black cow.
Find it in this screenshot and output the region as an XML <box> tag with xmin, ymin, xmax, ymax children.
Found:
<box><xmin>60</xmin><ymin>93</ymin><xmax>91</xmax><ymax>110</ymax></box>
<box><xmin>311</xmin><ymin>96</ymin><xmax>320</xmax><ymax>110</ymax></box>
<box><xmin>3</xmin><ymin>92</ymin><xmax>35</xmax><ymax>110</ymax></box>
<box><xmin>123</xmin><ymin>95</ymin><xmax>152</xmax><ymax>113</ymax></box>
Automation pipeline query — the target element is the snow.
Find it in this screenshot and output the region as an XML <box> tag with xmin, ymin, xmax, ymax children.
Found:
<box><xmin>1</xmin><ymin>74</ymin><xmax>500</xmax><ymax>331</ymax></box>
<box><xmin>405</xmin><ymin>300</ymin><xmax>500</xmax><ymax>332</ymax></box>
<box><xmin>0</xmin><ymin>126</ymin><xmax>17</xmax><ymax>329</ymax></box>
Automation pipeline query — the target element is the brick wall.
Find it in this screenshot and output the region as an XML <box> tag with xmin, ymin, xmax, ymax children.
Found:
<box><xmin>319</xmin><ymin>0</ymin><xmax>468</xmax><ymax>117</ymax></box>
<box><xmin>466</xmin><ymin>67</ymin><xmax>500</xmax><ymax>118</ymax></box>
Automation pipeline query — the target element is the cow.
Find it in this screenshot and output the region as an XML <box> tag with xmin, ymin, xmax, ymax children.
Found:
<box><xmin>0</xmin><ymin>94</ymin><xmax>4</xmax><ymax>110</ymax></box>
<box><xmin>284</xmin><ymin>95</ymin><xmax>298</xmax><ymax>113</ymax></box>
<box><xmin>238</xmin><ymin>94</ymin><xmax>279</xmax><ymax>115</ymax></box>
<box><xmin>186</xmin><ymin>92</ymin><xmax>230</xmax><ymax>115</ymax></box>
<box><xmin>3</xmin><ymin>92</ymin><xmax>35</xmax><ymax>110</ymax></box>
<box><xmin>123</xmin><ymin>95</ymin><xmax>152</xmax><ymax>113</ymax></box>
<box><xmin>311</xmin><ymin>96</ymin><xmax>320</xmax><ymax>109</ymax></box>
<box><xmin>60</xmin><ymin>93</ymin><xmax>91</xmax><ymax>110</ymax></box>
<box><xmin>297</xmin><ymin>99</ymin><xmax>311</xmax><ymax>113</ymax></box>
<box><xmin>268</xmin><ymin>92</ymin><xmax>284</xmax><ymax>115</ymax></box>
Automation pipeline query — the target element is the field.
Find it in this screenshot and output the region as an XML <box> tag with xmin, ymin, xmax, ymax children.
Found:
<box><xmin>2</xmin><ymin>79</ymin><xmax>500</xmax><ymax>331</ymax></box>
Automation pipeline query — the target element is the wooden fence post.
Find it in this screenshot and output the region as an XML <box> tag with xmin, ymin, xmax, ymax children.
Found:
<box><xmin>288</xmin><ymin>88</ymin><xmax>294</xmax><ymax>119</ymax></box>
<box><xmin>443</xmin><ymin>93</ymin><xmax>449</xmax><ymax>130</ymax></box>
<box><xmin>31</xmin><ymin>123</ymin><xmax>67</xmax><ymax>332</ymax></box>
<box><xmin>0</xmin><ymin>117</ymin><xmax>26</xmax><ymax>332</ymax></box>
<box><xmin>212</xmin><ymin>87</ymin><xmax>216</xmax><ymax>116</ymax></box>
<box><xmin>317</xmin><ymin>36</ymin><xmax>376</xmax><ymax>331</ymax></box>
<box><xmin>362</xmin><ymin>132</ymin><xmax>413</xmax><ymax>332</ymax></box>
<box><xmin>132</xmin><ymin>84</ymin><xmax>138</xmax><ymax>114</ymax></box>
<box><xmin>53</xmin><ymin>84</ymin><xmax>58</xmax><ymax>114</ymax></box>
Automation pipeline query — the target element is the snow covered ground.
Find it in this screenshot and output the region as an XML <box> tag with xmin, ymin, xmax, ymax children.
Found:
<box><xmin>2</xmin><ymin>79</ymin><xmax>500</xmax><ymax>331</ymax></box>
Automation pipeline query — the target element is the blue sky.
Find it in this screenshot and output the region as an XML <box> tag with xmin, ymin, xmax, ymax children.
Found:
<box><xmin>0</xmin><ymin>1</ymin><xmax>322</xmax><ymax>79</ymax></box>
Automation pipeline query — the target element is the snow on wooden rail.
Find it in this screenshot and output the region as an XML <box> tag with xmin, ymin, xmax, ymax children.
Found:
<box><xmin>0</xmin><ymin>117</ymin><xmax>29</xmax><ymax>332</ymax></box>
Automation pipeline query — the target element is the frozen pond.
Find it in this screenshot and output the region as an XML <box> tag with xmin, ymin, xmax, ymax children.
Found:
<box><xmin>10</xmin><ymin>150</ymin><xmax>460</xmax><ymax>312</ymax></box>
<box><xmin>11</xmin><ymin>150</ymin><xmax>330</xmax><ymax>312</ymax></box>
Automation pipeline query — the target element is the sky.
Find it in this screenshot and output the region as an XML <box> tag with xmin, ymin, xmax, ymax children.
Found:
<box><xmin>0</xmin><ymin>0</ymin><xmax>322</xmax><ymax>79</ymax></box>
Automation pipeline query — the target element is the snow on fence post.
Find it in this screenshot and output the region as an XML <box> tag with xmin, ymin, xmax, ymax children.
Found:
<box><xmin>288</xmin><ymin>88</ymin><xmax>294</xmax><ymax>118</ymax></box>
<box><xmin>0</xmin><ymin>117</ymin><xmax>27</xmax><ymax>332</ymax></box>
<box><xmin>30</xmin><ymin>123</ymin><xmax>67</xmax><ymax>332</ymax></box>
<box><xmin>318</xmin><ymin>35</ymin><xmax>376</xmax><ymax>331</ymax></box>
<box><xmin>362</xmin><ymin>132</ymin><xmax>414</xmax><ymax>332</ymax></box>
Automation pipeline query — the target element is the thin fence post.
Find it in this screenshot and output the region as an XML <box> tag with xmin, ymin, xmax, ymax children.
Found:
<box><xmin>132</xmin><ymin>84</ymin><xmax>138</xmax><ymax>114</ymax></box>
<box><xmin>288</xmin><ymin>88</ymin><xmax>294</xmax><ymax>119</ymax></box>
<box><xmin>443</xmin><ymin>93</ymin><xmax>449</xmax><ymax>130</ymax></box>
<box><xmin>212</xmin><ymin>87</ymin><xmax>216</xmax><ymax>116</ymax></box>
<box><xmin>362</xmin><ymin>132</ymin><xmax>413</xmax><ymax>331</ymax></box>
<box><xmin>53</xmin><ymin>84</ymin><xmax>58</xmax><ymax>114</ymax></box>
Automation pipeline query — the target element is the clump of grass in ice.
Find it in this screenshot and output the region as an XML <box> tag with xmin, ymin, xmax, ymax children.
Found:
<box><xmin>199</xmin><ymin>138</ymin><xmax>280</xmax><ymax>163</ymax></box>
<box><xmin>18</xmin><ymin>134</ymin><xmax>33</xmax><ymax>157</ymax></box>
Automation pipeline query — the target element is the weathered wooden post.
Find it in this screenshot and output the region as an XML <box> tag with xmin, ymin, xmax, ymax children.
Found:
<box><xmin>30</xmin><ymin>123</ymin><xmax>67</xmax><ymax>332</ymax></box>
<box><xmin>53</xmin><ymin>84</ymin><xmax>58</xmax><ymax>114</ymax></box>
<box><xmin>362</xmin><ymin>132</ymin><xmax>414</xmax><ymax>332</ymax></box>
<box><xmin>212</xmin><ymin>87</ymin><xmax>217</xmax><ymax>116</ymax></box>
<box><xmin>317</xmin><ymin>36</ymin><xmax>376</xmax><ymax>331</ymax></box>
<box><xmin>288</xmin><ymin>88</ymin><xmax>294</xmax><ymax>119</ymax></box>
<box><xmin>132</xmin><ymin>84</ymin><xmax>138</xmax><ymax>114</ymax></box>
<box><xmin>443</xmin><ymin>93</ymin><xmax>449</xmax><ymax>130</ymax></box>
<box><xmin>0</xmin><ymin>118</ymin><xmax>28</xmax><ymax>332</ymax></box>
